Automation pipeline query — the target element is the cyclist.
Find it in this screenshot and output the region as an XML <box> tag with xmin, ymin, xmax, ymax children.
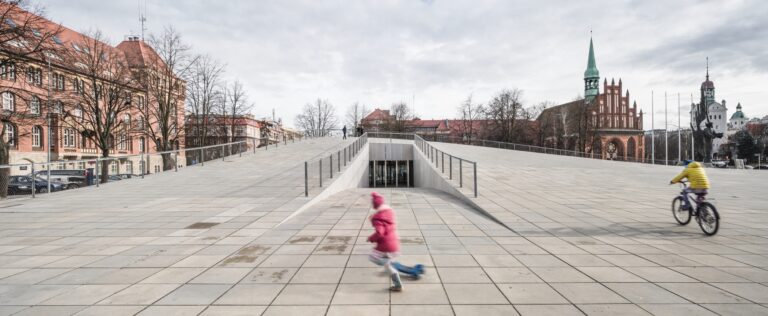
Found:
<box><xmin>670</xmin><ymin>159</ymin><xmax>710</xmax><ymax>209</ymax></box>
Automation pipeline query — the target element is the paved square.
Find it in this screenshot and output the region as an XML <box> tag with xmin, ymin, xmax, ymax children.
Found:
<box><xmin>1</xmin><ymin>137</ymin><xmax>767</xmax><ymax>315</ymax></box>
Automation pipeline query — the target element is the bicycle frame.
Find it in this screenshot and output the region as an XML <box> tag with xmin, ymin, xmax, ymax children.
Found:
<box><xmin>678</xmin><ymin>182</ymin><xmax>704</xmax><ymax>210</ymax></box>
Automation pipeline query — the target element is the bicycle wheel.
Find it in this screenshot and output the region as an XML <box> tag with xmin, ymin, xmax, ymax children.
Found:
<box><xmin>696</xmin><ymin>202</ymin><xmax>720</xmax><ymax>236</ymax></box>
<box><xmin>671</xmin><ymin>196</ymin><xmax>691</xmax><ymax>225</ymax></box>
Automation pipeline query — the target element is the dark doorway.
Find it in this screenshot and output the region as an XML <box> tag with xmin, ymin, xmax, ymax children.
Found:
<box><xmin>369</xmin><ymin>160</ymin><xmax>414</xmax><ymax>187</ymax></box>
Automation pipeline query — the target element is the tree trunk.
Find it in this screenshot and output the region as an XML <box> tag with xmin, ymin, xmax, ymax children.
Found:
<box><xmin>161</xmin><ymin>152</ymin><xmax>174</xmax><ymax>171</ymax></box>
<box><xmin>0</xmin><ymin>142</ymin><xmax>9</xmax><ymax>199</ymax></box>
<box><xmin>100</xmin><ymin>150</ymin><xmax>110</xmax><ymax>184</ymax></box>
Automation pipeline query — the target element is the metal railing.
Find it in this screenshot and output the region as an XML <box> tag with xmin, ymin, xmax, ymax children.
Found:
<box><xmin>417</xmin><ymin>134</ymin><xmax>688</xmax><ymax>166</ymax></box>
<box><xmin>1</xmin><ymin>134</ymin><xmax>316</xmax><ymax>199</ymax></box>
<box><xmin>303</xmin><ymin>133</ymin><xmax>368</xmax><ymax>196</ymax></box>
<box><xmin>413</xmin><ymin>134</ymin><xmax>478</xmax><ymax>198</ymax></box>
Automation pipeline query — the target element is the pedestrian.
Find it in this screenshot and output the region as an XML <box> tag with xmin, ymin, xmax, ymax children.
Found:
<box><xmin>367</xmin><ymin>192</ymin><xmax>402</xmax><ymax>291</ymax></box>
<box><xmin>342</xmin><ymin>125</ymin><xmax>347</xmax><ymax>139</ymax></box>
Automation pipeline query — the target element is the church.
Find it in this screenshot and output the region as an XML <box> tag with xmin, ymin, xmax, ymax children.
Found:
<box><xmin>538</xmin><ymin>37</ymin><xmax>645</xmax><ymax>161</ymax></box>
<box><xmin>690</xmin><ymin>63</ymin><xmax>729</xmax><ymax>160</ymax></box>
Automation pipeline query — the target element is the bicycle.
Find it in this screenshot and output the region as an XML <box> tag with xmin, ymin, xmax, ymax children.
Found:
<box><xmin>671</xmin><ymin>181</ymin><xmax>720</xmax><ymax>236</ymax></box>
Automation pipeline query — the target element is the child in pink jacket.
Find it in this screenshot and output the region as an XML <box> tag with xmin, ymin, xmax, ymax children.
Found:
<box><xmin>367</xmin><ymin>191</ymin><xmax>403</xmax><ymax>291</ymax></box>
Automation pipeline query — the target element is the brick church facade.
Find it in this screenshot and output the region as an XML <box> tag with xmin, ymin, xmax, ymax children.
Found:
<box><xmin>538</xmin><ymin>37</ymin><xmax>644</xmax><ymax>161</ymax></box>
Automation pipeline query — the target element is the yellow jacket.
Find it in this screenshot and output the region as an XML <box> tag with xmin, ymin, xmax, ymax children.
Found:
<box><xmin>671</xmin><ymin>162</ymin><xmax>710</xmax><ymax>189</ymax></box>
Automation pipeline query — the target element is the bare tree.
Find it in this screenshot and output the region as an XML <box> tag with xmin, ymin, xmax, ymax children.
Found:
<box><xmin>345</xmin><ymin>102</ymin><xmax>368</xmax><ymax>131</ymax></box>
<box><xmin>484</xmin><ymin>89</ymin><xmax>524</xmax><ymax>143</ymax></box>
<box><xmin>457</xmin><ymin>94</ymin><xmax>484</xmax><ymax>142</ymax></box>
<box><xmin>386</xmin><ymin>101</ymin><xmax>412</xmax><ymax>132</ymax></box>
<box><xmin>186</xmin><ymin>54</ymin><xmax>224</xmax><ymax>151</ymax></box>
<box><xmin>220</xmin><ymin>80</ymin><xmax>252</xmax><ymax>152</ymax></box>
<box><xmin>139</xmin><ymin>26</ymin><xmax>195</xmax><ymax>171</ymax></box>
<box><xmin>295</xmin><ymin>98</ymin><xmax>337</xmax><ymax>136</ymax></box>
<box><xmin>0</xmin><ymin>1</ymin><xmax>62</xmax><ymax>197</ymax></box>
<box><xmin>61</xmin><ymin>30</ymin><xmax>135</xmax><ymax>184</ymax></box>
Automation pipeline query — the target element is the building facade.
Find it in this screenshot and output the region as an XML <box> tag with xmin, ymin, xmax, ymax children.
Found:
<box><xmin>690</xmin><ymin>66</ymin><xmax>729</xmax><ymax>160</ymax></box>
<box><xmin>538</xmin><ymin>37</ymin><xmax>644</xmax><ymax>161</ymax></box>
<box><xmin>1</xmin><ymin>9</ymin><xmax>185</xmax><ymax>175</ymax></box>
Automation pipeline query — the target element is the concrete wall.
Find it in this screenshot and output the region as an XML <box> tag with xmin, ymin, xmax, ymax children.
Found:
<box><xmin>412</xmin><ymin>143</ymin><xmax>511</xmax><ymax>230</ymax></box>
<box><xmin>278</xmin><ymin>142</ymin><xmax>370</xmax><ymax>226</ymax></box>
<box><xmin>369</xmin><ymin>143</ymin><xmax>413</xmax><ymax>161</ymax></box>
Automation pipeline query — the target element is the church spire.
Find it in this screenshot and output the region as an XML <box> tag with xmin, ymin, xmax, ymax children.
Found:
<box><xmin>706</xmin><ymin>57</ymin><xmax>709</xmax><ymax>81</ymax></box>
<box><xmin>584</xmin><ymin>35</ymin><xmax>600</xmax><ymax>102</ymax></box>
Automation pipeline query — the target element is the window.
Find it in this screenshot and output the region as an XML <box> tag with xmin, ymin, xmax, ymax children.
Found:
<box><xmin>2</xmin><ymin>91</ymin><xmax>14</xmax><ymax>111</ymax></box>
<box><xmin>52</xmin><ymin>35</ymin><xmax>62</xmax><ymax>45</ymax></box>
<box><xmin>63</xmin><ymin>128</ymin><xmax>76</xmax><ymax>147</ymax></box>
<box><xmin>137</xmin><ymin>95</ymin><xmax>145</xmax><ymax>108</ymax></box>
<box><xmin>31</xmin><ymin>126</ymin><xmax>42</xmax><ymax>147</ymax></box>
<box><xmin>53</xmin><ymin>100</ymin><xmax>62</xmax><ymax>114</ymax></box>
<box><xmin>26</xmin><ymin>67</ymin><xmax>41</xmax><ymax>85</ymax></box>
<box><xmin>30</xmin><ymin>96</ymin><xmax>40</xmax><ymax>114</ymax></box>
<box><xmin>3</xmin><ymin>123</ymin><xmax>15</xmax><ymax>147</ymax></box>
<box><xmin>1</xmin><ymin>63</ymin><xmax>15</xmax><ymax>80</ymax></box>
<box><xmin>139</xmin><ymin>137</ymin><xmax>145</xmax><ymax>152</ymax></box>
<box><xmin>110</xmin><ymin>162</ymin><xmax>117</xmax><ymax>174</ymax></box>
<box><xmin>137</xmin><ymin>116</ymin><xmax>144</xmax><ymax>129</ymax></box>
<box><xmin>73</xmin><ymin>78</ymin><xmax>84</xmax><ymax>95</ymax></box>
<box><xmin>154</xmin><ymin>165</ymin><xmax>160</xmax><ymax>173</ymax></box>
<box><xmin>73</xmin><ymin>104</ymin><xmax>82</xmax><ymax>118</ymax></box>
<box><xmin>123</xmin><ymin>114</ymin><xmax>131</xmax><ymax>126</ymax></box>
<box><xmin>53</xmin><ymin>73</ymin><xmax>65</xmax><ymax>90</ymax></box>
<box><xmin>118</xmin><ymin>134</ymin><xmax>127</xmax><ymax>150</ymax></box>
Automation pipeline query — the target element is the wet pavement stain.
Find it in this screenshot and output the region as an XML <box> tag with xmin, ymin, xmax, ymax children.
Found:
<box><xmin>271</xmin><ymin>269</ymin><xmax>289</xmax><ymax>281</ymax></box>
<box><xmin>220</xmin><ymin>244</ymin><xmax>272</xmax><ymax>266</ymax></box>
<box><xmin>288</xmin><ymin>236</ymin><xmax>318</xmax><ymax>244</ymax></box>
<box><xmin>324</xmin><ymin>236</ymin><xmax>352</xmax><ymax>244</ymax></box>
<box><xmin>400</xmin><ymin>237</ymin><xmax>425</xmax><ymax>244</ymax></box>
<box><xmin>315</xmin><ymin>244</ymin><xmax>348</xmax><ymax>254</ymax></box>
<box><xmin>186</xmin><ymin>222</ymin><xmax>219</xmax><ymax>229</ymax></box>
<box><xmin>221</xmin><ymin>255</ymin><xmax>260</xmax><ymax>266</ymax></box>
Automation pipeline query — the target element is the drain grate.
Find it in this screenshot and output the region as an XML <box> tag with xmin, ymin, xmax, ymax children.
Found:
<box><xmin>186</xmin><ymin>222</ymin><xmax>219</xmax><ymax>229</ymax></box>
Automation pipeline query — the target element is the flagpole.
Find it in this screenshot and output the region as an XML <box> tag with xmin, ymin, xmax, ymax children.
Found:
<box><xmin>678</xmin><ymin>92</ymin><xmax>681</xmax><ymax>162</ymax></box>
<box><xmin>690</xmin><ymin>93</ymin><xmax>695</xmax><ymax>161</ymax></box>
<box><xmin>651</xmin><ymin>91</ymin><xmax>655</xmax><ymax>165</ymax></box>
<box><xmin>664</xmin><ymin>91</ymin><xmax>669</xmax><ymax>165</ymax></box>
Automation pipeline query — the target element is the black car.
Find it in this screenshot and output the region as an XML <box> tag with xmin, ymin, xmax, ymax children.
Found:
<box><xmin>8</xmin><ymin>176</ymin><xmax>65</xmax><ymax>195</ymax></box>
<box><xmin>33</xmin><ymin>169</ymin><xmax>90</xmax><ymax>188</ymax></box>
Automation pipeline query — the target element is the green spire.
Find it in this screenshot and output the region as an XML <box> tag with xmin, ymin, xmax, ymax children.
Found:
<box><xmin>584</xmin><ymin>36</ymin><xmax>600</xmax><ymax>102</ymax></box>
<box><xmin>584</xmin><ymin>37</ymin><xmax>599</xmax><ymax>79</ymax></box>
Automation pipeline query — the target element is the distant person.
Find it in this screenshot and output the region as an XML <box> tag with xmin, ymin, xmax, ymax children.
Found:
<box><xmin>342</xmin><ymin>125</ymin><xmax>347</xmax><ymax>139</ymax></box>
<box><xmin>670</xmin><ymin>160</ymin><xmax>711</xmax><ymax>209</ymax></box>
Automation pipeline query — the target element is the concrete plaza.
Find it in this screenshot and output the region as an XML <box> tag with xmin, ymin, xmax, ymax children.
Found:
<box><xmin>0</xmin><ymin>136</ymin><xmax>767</xmax><ymax>315</ymax></box>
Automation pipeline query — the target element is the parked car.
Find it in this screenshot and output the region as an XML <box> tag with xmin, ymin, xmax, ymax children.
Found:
<box><xmin>108</xmin><ymin>175</ymin><xmax>122</xmax><ymax>182</ymax></box>
<box><xmin>8</xmin><ymin>176</ymin><xmax>65</xmax><ymax>195</ymax></box>
<box><xmin>34</xmin><ymin>174</ymin><xmax>86</xmax><ymax>189</ymax></box>
<box><xmin>33</xmin><ymin>169</ymin><xmax>90</xmax><ymax>187</ymax></box>
<box><xmin>710</xmin><ymin>160</ymin><xmax>728</xmax><ymax>168</ymax></box>
<box><xmin>754</xmin><ymin>165</ymin><xmax>768</xmax><ymax>170</ymax></box>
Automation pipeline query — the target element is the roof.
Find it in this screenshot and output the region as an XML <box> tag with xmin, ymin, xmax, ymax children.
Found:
<box><xmin>116</xmin><ymin>39</ymin><xmax>164</xmax><ymax>69</ymax></box>
<box><xmin>730</xmin><ymin>107</ymin><xmax>746</xmax><ymax>120</ymax></box>
<box><xmin>584</xmin><ymin>37</ymin><xmax>599</xmax><ymax>78</ymax></box>
<box><xmin>362</xmin><ymin>108</ymin><xmax>391</xmax><ymax>121</ymax></box>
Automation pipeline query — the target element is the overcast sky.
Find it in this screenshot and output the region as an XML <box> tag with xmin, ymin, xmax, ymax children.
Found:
<box><xmin>41</xmin><ymin>0</ymin><xmax>768</xmax><ymax>129</ymax></box>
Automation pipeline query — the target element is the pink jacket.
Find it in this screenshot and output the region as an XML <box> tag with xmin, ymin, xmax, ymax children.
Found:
<box><xmin>367</xmin><ymin>205</ymin><xmax>400</xmax><ymax>253</ymax></box>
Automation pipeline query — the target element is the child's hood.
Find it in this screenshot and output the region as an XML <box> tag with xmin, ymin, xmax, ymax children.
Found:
<box><xmin>372</xmin><ymin>205</ymin><xmax>395</xmax><ymax>224</ymax></box>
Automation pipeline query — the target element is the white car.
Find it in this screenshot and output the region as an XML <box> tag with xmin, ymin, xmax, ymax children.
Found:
<box><xmin>710</xmin><ymin>160</ymin><xmax>728</xmax><ymax>168</ymax></box>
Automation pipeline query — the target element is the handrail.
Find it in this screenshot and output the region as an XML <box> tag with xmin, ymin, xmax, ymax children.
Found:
<box><xmin>1</xmin><ymin>133</ymin><xmax>316</xmax><ymax>199</ymax></box>
<box><xmin>413</xmin><ymin>134</ymin><xmax>478</xmax><ymax>198</ymax></box>
<box><xmin>303</xmin><ymin>132</ymin><xmax>368</xmax><ymax>197</ymax></box>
